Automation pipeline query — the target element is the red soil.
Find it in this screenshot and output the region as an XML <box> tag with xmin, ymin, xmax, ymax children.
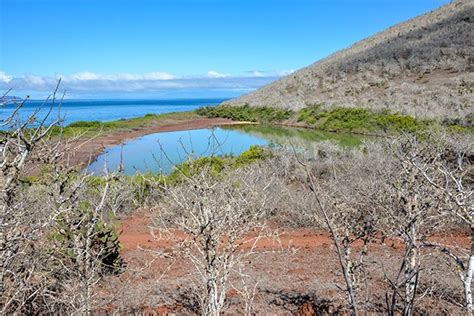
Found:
<box><xmin>99</xmin><ymin>209</ymin><xmax>470</xmax><ymax>314</ymax></box>
<box><xmin>118</xmin><ymin>210</ymin><xmax>334</xmax><ymax>252</ymax></box>
<box><xmin>118</xmin><ymin>210</ymin><xmax>469</xmax><ymax>254</ymax></box>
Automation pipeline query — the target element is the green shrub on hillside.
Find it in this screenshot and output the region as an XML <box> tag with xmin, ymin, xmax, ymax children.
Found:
<box><xmin>298</xmin><ymin>107</ymin><xmax>429</xmax><ymax>133</ymax></box>
<box><xmin>442</xmin><ymin>114</ymin><xmax>474</xmax><ymax>133</ymax></box>
<box><xmin>199</xmin><ymin>104</ymin><xmax>437</xmax><ymax>134</ymax></box>
<box><xmin>197</xmin><ymin>104</ymin><xmax>292</xmax><ymax>123</ymax></box>
<box><xmin>297</xmin><ymin>104</ymin><xmax>324</xmax><ymax>125</ymax></box>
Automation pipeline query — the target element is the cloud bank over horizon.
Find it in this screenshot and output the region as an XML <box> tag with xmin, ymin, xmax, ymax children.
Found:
<box><xmin>0</xmin><ymin>70</ymin><xmax>293</xmax><ymax>99</ymax></box>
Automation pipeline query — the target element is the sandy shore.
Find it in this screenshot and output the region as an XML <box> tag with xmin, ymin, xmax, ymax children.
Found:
<box><xmin>67</xmin><ymin>117</ymin><xmax>249</xmax><ymax>169</ymax></box>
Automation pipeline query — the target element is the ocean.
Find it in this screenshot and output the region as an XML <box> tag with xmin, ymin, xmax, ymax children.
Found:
<box><xmin>0</xmin><ymin>98</ymin><xmax>226</xmax><ymax>126</ymax></box>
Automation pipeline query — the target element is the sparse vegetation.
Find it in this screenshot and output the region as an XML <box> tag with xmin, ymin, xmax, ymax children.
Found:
<box><xmin>154</xmin><ymin>163</ymin><xmax>279</xmax><ymax>315</ymax></box>
<box><xmin>224</xmin><ymin>0</ymin><xmax>473</xmax><ymax>120</ymax></box>
<box><xmin>2</xmin><ymin>83</ymin><xmax>473</xmax><ymax>314</ymax></box>
<box><xmin>122</xmin><ymin>133</ymin><xmax>471</xmax><ymax>314</ymax></box>
<box><xmin>0</xmin><ymin>88</ymin><xmax>132</xmax><ymax>314</ymax></box>
<box><xmin>3</xmin><ymin>0</ymin><xmax>473</xmax><ymax>313</ymax></box>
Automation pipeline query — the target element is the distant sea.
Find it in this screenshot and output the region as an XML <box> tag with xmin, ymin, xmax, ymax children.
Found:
<box><xmin>0</xmin><ymin>98</ymin><xmax>227</xmax><ymax>126</ymax></box>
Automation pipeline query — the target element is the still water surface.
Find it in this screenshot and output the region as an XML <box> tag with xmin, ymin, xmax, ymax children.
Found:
<box><xmin>88</xmin><ymin>125</ymin><xmax>362</xmax><ymax>175</ymax></box>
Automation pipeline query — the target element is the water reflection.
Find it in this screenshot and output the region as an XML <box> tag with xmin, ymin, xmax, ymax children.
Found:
<box><xmin>88</xmin><ymin>125</ymin><xmax>362</xmax><ymax>175</ymax></box>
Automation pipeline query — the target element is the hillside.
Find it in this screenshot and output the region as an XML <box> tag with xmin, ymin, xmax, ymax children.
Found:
<box><xmin>223</xmin><ymin>0</ymin><xmax>473</xmax><ymax>119</ymax></box>
<box><xmin>0</xmin><ymin>96</ymin><xmax>22</xmax><ymax>105</ymax></box>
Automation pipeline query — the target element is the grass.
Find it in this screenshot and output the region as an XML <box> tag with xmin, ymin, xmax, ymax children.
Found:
<box><xmin>53</xmin><ymin>111</ymin><xmax>199</xmax><ymax>137</ymax></box>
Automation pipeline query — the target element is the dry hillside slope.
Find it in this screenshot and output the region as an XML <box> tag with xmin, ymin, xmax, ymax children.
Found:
<box><xmin>224</xmin><ymin>0</ymin><xmax>473</xmax><ymax>119</ymax></box>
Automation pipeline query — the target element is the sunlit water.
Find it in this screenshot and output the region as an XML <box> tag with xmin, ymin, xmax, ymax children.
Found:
<box><xmin>88</xmin><ymin>125</ymin><xmax>362</xmax><ymax>175</ymax></box>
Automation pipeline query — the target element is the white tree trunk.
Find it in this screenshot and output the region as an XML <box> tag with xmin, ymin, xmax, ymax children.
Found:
<box><xmin>404</xmin><ymin>221</ymin><xmax>418</xmax><ymax>316</ymax></box>
<box><xmin>206</xmin><ymin>277</ymin><xmax>220</xmax><ymax>316</ymax></box>
<box><xmin>404</xmin><ymin>247</ymin><xmax>417</xmax><ymax>316</ymax></box>
<box><xmin>464</xmin><ymin>226</ymin><xmax>474</xmax><ymax>315</ymax></box>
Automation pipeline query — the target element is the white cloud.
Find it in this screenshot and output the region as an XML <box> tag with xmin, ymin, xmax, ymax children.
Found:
<box><xmin>141</xmin><ymin>72</ymin><xmax>175</xmax><ymax>80</ymax></box>
<box><xmin>70</xmin><ymin>71</ymin><xmax>105</xmax><ymax>81</ymax></box>
<box><xmin>62</xmin><ymin>71</ymin><xmax>177</xmax><ymax>82</ymax></box>
<box><xmin>247</xmin><ymin>71</ymin><xmax>265</xmax><ymax>77</ymax></box>
<box><xmin>277</xmin><ymin>69</ymin><xmax>295</xmax><ymax>76</ymax></box>
<box><xmin>244</xmin><ymin>70</ymin><xmax>294</xmax><ymax>78</ymax></box>
<box><xmin>24</xmin><ymin>74</ymin><xmax>47</xmax><ymax>86</ymax></box>
<box><xmin>0</xmin><ymin>69</ymin><xmax>288</xmax><ymax>97</ymax></box>
<box><xmin>0</xmin><ymin>71</ymin><xmax>12</xmax><ymax>83</ymax></box>
<box><xmin>207</xmin><ymin>70</ymin><xmax>230</xmax><ymax>78</ymax></box>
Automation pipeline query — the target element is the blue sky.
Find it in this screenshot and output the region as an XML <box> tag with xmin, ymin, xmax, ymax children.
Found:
<box><xmin>0</xmin><ymin>0</ymin><xmax>449</xmax><ymax>99</ymax></box>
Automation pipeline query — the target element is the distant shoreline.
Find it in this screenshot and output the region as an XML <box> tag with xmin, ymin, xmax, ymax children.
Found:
<box><xmin>2</xmin><ymin>98</ymin><xmax>226</xmax><ymax>127</ymax></box>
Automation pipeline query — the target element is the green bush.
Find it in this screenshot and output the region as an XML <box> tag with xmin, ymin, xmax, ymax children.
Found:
<box><xmin>235</xmin><ymin>145</ymin><xmax>272</xmax><ymax>165</ymax></box>
<box><xmin>169</xmin><ymin>156</ymin><xmax>230</xmax><ymax>182</ymax></box>
<box><xmin>297</xmin><ymin>104</ymin><xmax>323</xmax><ymax>125</ymax></box>
<box><xmin>165</xmin><ymin>145</ymin><xmax>271</xmax><ymax>184</ymax></box>
<box><xmin>200</xmin><ymin>104</ymin><xmax>438</xmax><ymax>134</ymax></box>
<box><xmin>298</xmin><ymin>107</ymin><xmax>429</xmax><ymax>134</ymax></box>
<box><xmin>442</xmin><ymin>115</ymin><xmax>474</xmax><ymax>133</ymax></box>
<box><xmin>49</xmin><ymin>210</ymin><xmax>123</xmax><ymax>275</ymax></box>
<box><xmin>196</xmin><ymin>104</ymin><xmax>292</xmax><ymax>123</ymax></box>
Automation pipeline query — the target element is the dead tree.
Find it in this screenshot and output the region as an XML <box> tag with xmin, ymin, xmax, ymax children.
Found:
<box><xmin>404</xmin><ymin>134</ymin><xmax>473</xmax><ymax>314</ymax></box>
<box><xmin>352</xmin><ymin>138</ymin><xmax>446</xmax><ymax>316</ymax></box>
<box><xmin>154</xmin><ymin>163</ymin><xmax>278</xmax><ymax>315</ymax></box>
<box><xmin>0</xmin><ymin>84</ymin><xmax>64</xmax><ymax>313</ymax></box>
<box><xmin>0</xmin><ymin>84</ymin><xmax>124</xmax><ymax>314</ymax></box>
<box><xmin>291</xmin><ymin>142</ymin><xmax>380</xmax><ymax>316</ymax></box>
<box><xmin>291</xmin><ymin>139</ymin><xmax>449</xmax><ymax>314</ymax></box>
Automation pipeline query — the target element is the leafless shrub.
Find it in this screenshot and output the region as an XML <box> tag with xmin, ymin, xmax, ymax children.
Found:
<box><xmin>0</xmin><ymin>85</ymin><xmax>125</xmax><ymax>314</ymax></box>
<box><xmin>400</xmin><ymin>133</ymin><xmax>473</xmax><ymax>314</ymax></box>
<box><xmin>277</xmin><ymin>135</ymin><xmax>471</xmax><ymax>314</ymax></box>
<box><xmin>152</xmin><ymin>163</ymin><xmax>280</xmax><ymax>315</ymax></box>
<box><xmin>287</xmin><ymin>142</ymin><xmax>382</xmax><ymax>315</ymax></box>
<box><xmin>0</xmin><ymin>85</ymin><xmax>66</xmax><ymax>313</ymax></box>
<box><xmin>356</xmin><ymin>138</ymin><xmax>450</xmax><ymax>316</ymax></box>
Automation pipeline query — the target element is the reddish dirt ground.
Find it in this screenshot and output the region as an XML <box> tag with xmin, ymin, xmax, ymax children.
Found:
<box><xmin>95</xmin><ymin>210</ymin><xmax>470</xmax><ymax>314</ymax></box>
<box><xmin>118</xmin><ymin>210</ymin><xmax>469</xmax><ymax>254</ymax></box>
<box><xmin>118</xmin><ymin>210</ymin><xmax>335</xmax><ymax>252</ymax></box>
